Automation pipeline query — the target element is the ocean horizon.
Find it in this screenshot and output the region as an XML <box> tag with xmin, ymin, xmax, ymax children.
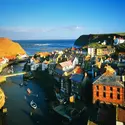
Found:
<box><xmin>14</xmin><ymin>39</ymin><xmax>76</xmax><ymax>55</ymax></box>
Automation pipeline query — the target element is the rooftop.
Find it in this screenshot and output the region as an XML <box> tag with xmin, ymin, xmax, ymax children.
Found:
<box><xmin>59</xmin><ymin>60</ymin><xmax>72</xmax><ymax>68</ymax></box>
<box><xmin>93</xmin><ymin>65</ymin><xmax>124</xmax><ymax>87</ymax></box>
<box><xmin>70</xmin><ymin>74</ymin><xmax>84</xmax><ymax>83</ymax></box>
<box><xmin>93</xmin><ymin>74</ymin><xmax>124</xmax><ymax>87</ymax></box>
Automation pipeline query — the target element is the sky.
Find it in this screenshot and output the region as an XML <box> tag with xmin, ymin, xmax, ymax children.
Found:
<box><xmin>0</xmin><ymin>0</ymin><xmax>125</xmax><ymax>40</ymax></box>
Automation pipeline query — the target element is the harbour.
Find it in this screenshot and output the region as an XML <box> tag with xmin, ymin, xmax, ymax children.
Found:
<box><xmin>0</xmin><ymin>63</ymin><xmax>64</xmax><ymax>125</ymax></box>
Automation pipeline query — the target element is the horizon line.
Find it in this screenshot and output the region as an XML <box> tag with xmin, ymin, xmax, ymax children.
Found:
<box><xmin>13</xmin><ymin>39</ymin><xmax>76</xmax><ymax>41</ymax></box>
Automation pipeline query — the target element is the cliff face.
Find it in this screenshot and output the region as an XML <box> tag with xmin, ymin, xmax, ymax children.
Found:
<box><xmin>0</xmin><ymin>38</ymin><xmax>26</xmax><ymax>58</ymax></box>
<box><xmin>74</xmin><ymin>33</ymin><xmax>125</xmax><ymax>47</ymax></box>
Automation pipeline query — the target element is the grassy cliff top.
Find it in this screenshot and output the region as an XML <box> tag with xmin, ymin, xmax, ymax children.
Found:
<box><xmin>74</xmin><ymin>33</ymin><xmax>125</xmax><ymax>46</ymax></box>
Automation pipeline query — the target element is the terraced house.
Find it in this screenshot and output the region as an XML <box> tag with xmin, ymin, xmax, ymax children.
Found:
<box><xmin>93</xmin><ymin>65</ymin><xmax>125</xmax><ymax>106</ymax></box>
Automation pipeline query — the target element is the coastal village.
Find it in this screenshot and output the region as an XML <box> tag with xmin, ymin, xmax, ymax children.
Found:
<box><xmin>0</xmin><ymin>35</ymin><xmax>125</xmax><ymax>125</ymax></box>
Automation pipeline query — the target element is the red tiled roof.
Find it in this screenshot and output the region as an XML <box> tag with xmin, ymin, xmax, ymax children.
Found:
<box><xmin>59</xmin><ymin>60</ymin><xmax>72</xmax><ymax>68</ymax></box>
<box><xmin>73</xmin><ymin>66</ymin><xmax>83</xmax><ymax>74</ymax></box>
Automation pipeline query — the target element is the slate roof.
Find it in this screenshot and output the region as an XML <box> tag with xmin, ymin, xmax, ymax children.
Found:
<box><xmin>70</xmin><ymin>74</ymin><xmax>84</xmax><ymax>83</ymax></box>
<box><xmin>93</xmin><ymin>74</ymin><xmax>124</xmax><ymax>87</ymax></box>
<box><xmin>54</xmin><ymin>68</ymin><xmax>64</xmax><ymax>75</ymax></box>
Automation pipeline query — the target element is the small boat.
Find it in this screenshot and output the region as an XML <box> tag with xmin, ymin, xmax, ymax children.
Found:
<box><xmin>19</xmin><ymin>83</ymin><xmax>23</xmax><ymax>86</ymax></box>
<box><xmin>27</xmin><ymin>88</ymin><xmax>31</xmax><ymax>94</ymax></box>
<box><xmin>30</xmin><ymin>100</ymin><xmax>37</xmax><ymax>109</ymax></box>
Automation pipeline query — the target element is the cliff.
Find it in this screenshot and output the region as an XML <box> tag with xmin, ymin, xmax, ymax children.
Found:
<box><xmin>0</xmin><ymin>38</ymin><xmax>26</xmax><ymax>58</ymax></box>
<box><xmin>74</xmin><ymin>33</ymin><xmax>125</xmax><ymax>47</ymax></box>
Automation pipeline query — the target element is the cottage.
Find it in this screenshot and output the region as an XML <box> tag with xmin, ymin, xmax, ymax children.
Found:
<box><xmin>60</xmin><ymin>76</ymin><xmax>71</xmax><ymax>98</ymax></box>
<box><xmin>57</xmin><ymin>60</ymin><xmax>74</xmax><ymax>72</ymax></box>
<box><xmin>96</xmin><ymin>48</ymin><xmax>103</xmax><ymax>56</ymax></box>
<box><xmin>53</xmin><ymin>68</ymin><xmax>64</xmax><ymax>82</ymax></box>
<box><xmin>70</xmin><ymin>74</ymin><xmax>84</xmax><ymax>100</ymax></box>
<box><xmin>114</xmin><ymin>36</ymin><xmax>125</xmax><ymax>45</ymax></box>
<box><xmin>88</xmin><ymin>48</ymin><xmax>96</xmax><ymax>57</ymax></box>
<box><xmin>93</xmin><ymin>65</ymin><xmax>125</xmax><ymax>106</ymax></box>
<box><xmin>48</xmin><ymin>62</ymin><xmax>56</xmax><ymax>75</ymax></box>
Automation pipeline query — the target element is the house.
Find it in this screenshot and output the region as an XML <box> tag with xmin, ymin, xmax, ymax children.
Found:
<box><xmin>96</xmin><ymin>48</ymin><xmax>103</xmax><ymax>56</ymax></box>
<box><xmin>93</xmin><ymin>65</ymin><xmax>125</xmax><ymax>106</ymax></box>
<box><xmin>53</xmin><ymin>68</ymin><xmax>64</xmax><ymax>82</ymax></box>
<box><xmin>114</xmin><ymin>36</ymin><xmax>125</xmax><ymax>45</ymax></box>
<box><xmin>0</xmin><ymin>57</ymin><xmax>9</xmax><ymax>65</ymax></box>
<box><xmin>117</xmin><ymin>62</ymin><xmax>125</xmax><ymax>75</ymax></box>
<box><xmin>56</xmin><ymin>60</ymin><xmax>74</xmax><ymax>72</ymax></box>
<box><xmin>101</xmin><ymin>40</ymin><xmax>106</xmax><ymax>45</ymax></box>
<box><xmin>73</xmin><ymin>66</ymin><xmax>83</xmax><ymax>74</ymax></box>
<box><xmin>88</xmin><ymin>48</ymin><xmax>96</xmax><ymax>57</ymax></box>
<box><xmin>70</xmin><ymin>73</ymin><xmax>84</xmax><ymax>100</ymax></box>
<box><xmin>96</xmin><ymin>47</ymin><xmax>115</xmax><ymax>56</ymax></box>
<box><xmin>48</xmin><ymin>62</ymin><xmax>56</xmax><ymax>75</ymax></box>
<box><xmin>77</xmin><ymin>55</ymin><xmax>84</xmax><ymax>66</ymax></box>
<box><xmin>60</xmin><ymin>76</ymin><xmax>71</xmax><ymax>98</ymax></box>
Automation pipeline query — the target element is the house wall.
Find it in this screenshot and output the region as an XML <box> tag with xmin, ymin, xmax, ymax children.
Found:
<box><xmin>116</xmin><ymin>106</ymin><xmax>125</xmax><ymax>122</ymax></box>
<box><xmin>96</xmin><ymin>49</ymin><xmax>103</xmax><ymax>56</ymax></box>
<box><xmin>88</xmin><ymin>48</ymin><xmax>95</xmax><ymax>57</ymax></box>
<box><xmin>56</xmin><ymin>64</ymin><xmax>62</xmax><ymax>70</ymax></box>
<box><xmin>93</xmin><ymin>84</ymin><xmax>124</xmax><ymax>105</ymax></box>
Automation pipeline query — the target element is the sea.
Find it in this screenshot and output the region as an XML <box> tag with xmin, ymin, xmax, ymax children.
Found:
<box><xmin>14</xmin><ymin>40</ymin><xmax>76</xmax><ymax>55</ymax></box>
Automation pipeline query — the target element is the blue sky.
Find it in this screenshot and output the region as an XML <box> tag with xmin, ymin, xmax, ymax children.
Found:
<box><xmin>0</xmin><ymin>0</ymin><xmax>125</xmax><ymax>40</ymax></box>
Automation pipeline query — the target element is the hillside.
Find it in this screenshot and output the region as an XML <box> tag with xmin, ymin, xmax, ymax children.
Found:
<box><xmin>115</xmin><ymin>42</ymin><xmax>125</xmax><ymax>52</ymax></box>
<box><xmin>74</xmin><ymin>33</ymin><xmax>125</xmax><ymax>46</ymax></box>
<box><xmin>0</xmin><ymin>38</ymin><xmax>26</xmax><ymax>58</ymax></box>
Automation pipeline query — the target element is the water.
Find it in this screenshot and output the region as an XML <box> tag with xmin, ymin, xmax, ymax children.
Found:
<box><xmin>14</xmin><ymin>40</ymin><xmax>75</xmax><ymax>55</ymax></box>
<box><xmin>1</xmin><ymin>63</ymin><xmax>64</xmax><ymax>125</ymax></box>
<box><xmin>0</xmin><ymin>40</ymin><xmax>81</xmax><ymax>125</ymax></box>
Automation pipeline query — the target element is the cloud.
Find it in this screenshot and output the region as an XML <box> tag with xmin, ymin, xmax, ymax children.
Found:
<box><xmin>0</xmin><ymin>27</ymin><xmax>49</xmax><ymax>33</ymax></box>
<box><xmin>0</xmin><ymin>25</ymin><xmax>84</xmax><ymax>33</ymax></box>
<box><xmin>62</xmin><ymin>25</ymin><xmax>84</xmax><ymax>31</ymax></box>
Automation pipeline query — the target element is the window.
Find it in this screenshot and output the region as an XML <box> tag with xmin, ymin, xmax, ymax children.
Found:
<box><xmin>110</xmin><ymin>93</ymin><xmax>113</xmax><ymax>99</ymax></box>
<box><xmin>96</xmin><ymin>86</ymin><xmax>99</xmax><ymax>90</ymax></box>
<box><xmin>96</xmin><ymin>92</ymin><xmax>99</xmax><ymax>97</ymax></box>
<box><xmin>117</xmin><ymin>94</ymin><xmax>120</xmax><ymax>100</ymax></box>
<box><xmin>103</xmin><ymin>92</ymin><xmax>106</xmax><ymax>98</ymax></box>
<box><xmin>117</xmin><ymin>88</ymin><xmax>120</xmax><ymax>92</ymax></box>
<box><xmin>103</xmin><ymin>86</ymin><xmax>106</xmax><ymax>91</ymax></box>
<box><xmin>110</xmin><ymin>87</ymin><xmax>113</xmax><ymax>91</ymax></box>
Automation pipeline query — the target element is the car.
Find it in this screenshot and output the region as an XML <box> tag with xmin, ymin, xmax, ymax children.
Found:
<box><xmin>30</xmin><ymin>100</ymin><xmax>37</xmax><ymax>109</ymax></box>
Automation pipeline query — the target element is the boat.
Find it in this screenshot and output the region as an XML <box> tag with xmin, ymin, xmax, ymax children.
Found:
<box><xmin>30</xmin><ymin>100</ymin><xmax>37</xmax><ymax>109</ymax></box>
<box><xmin>19</xmin><ymin>83</ymin><xmax>23</xmax><ymax>86</ymax></box>
<box><xmin>27</xmin><ymin>88</ymin><xmax>31</xmax><ymax>94</ymax></box>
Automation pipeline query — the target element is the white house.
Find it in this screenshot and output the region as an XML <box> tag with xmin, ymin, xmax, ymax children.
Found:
<box><xmin>114</xmin><ymin>37</ymin><xmax>125</xmax><ymax>45</ymax></box>
<box><xmin>101</xmin><ymin>40</ymin><xmax>106</xmax><ymax>45</ymax></box>
<box><xmin>88</xmin><ymin>48</ymin><xmax>96</xmax><ymax>57</ymax></box>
